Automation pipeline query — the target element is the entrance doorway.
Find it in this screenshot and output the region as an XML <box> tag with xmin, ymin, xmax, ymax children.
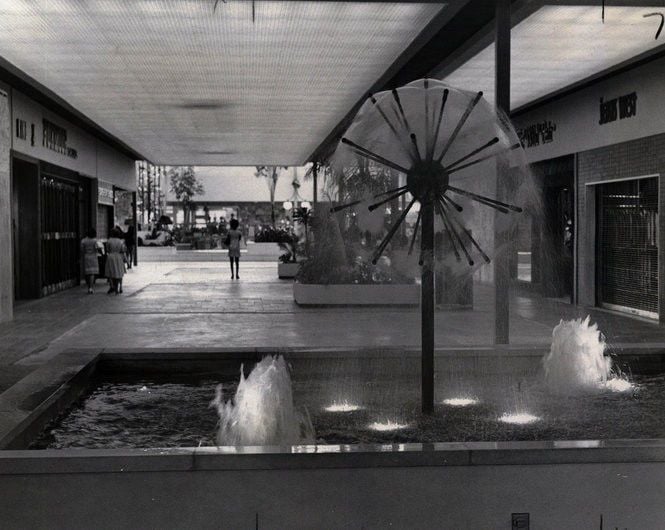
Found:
<box><xmin>40</xmin><ymin>174</ymin><xmax>81</xmax><ymax>296</ymax></box>
<box><xmin>596</xmin><ymin>176</ymin><xmax>658</xmax><ymax>319</ymax></box>
<box><xmin>11</xmin><ymin>157</ymin><xmax>40</xmax><ymax>300</ymax></box>
<box><xmin>519</xmin><ymin>155</ymin><xmax>574</xmax><ymax>302</ymax></box>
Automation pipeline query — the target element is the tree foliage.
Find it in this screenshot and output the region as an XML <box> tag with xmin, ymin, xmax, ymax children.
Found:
<box><xmin>255</xmin><ymin>165</ymin><xmax>287</xmax><ymax>225</ymax></box>
<box><xmin>335</xmin><ymin>157</ymin><xmax>393</xmax><ymax>202</ymax></box>
<box><xmin>169</xmin><ymin>166</ymin><xmax>204</xmax><ymax>226</ymax></box>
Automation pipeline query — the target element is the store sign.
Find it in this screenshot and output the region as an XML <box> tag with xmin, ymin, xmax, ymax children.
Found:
<box><xmin>98</xmin><ymin>181</ymin><xmax>114</xmax><ymax>206</ymax></box>
<box><xmin>42</xmin><ymin>118</ymin><xmax>78</xmax><ymax>159</ymax></box>
<box><xmin>517</xmin><ymin>120</ymin><xmax>557</xmax><ymax>148</ymax></box>
<box><xmin>599</xmin><ymin>92</ymin><xmax>637</xmax><ymax>125</ymax></box>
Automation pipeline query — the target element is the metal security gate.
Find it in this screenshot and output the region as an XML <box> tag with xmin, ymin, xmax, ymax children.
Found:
<box><xmin>41</xmin><ymin>175</ymin><xmax>80</xmax><ymax>296</ymax></box>
<box><xmin>597</xmin><ymin>177</ymin><xmax>659</xmax><ymax>318</ymax></box>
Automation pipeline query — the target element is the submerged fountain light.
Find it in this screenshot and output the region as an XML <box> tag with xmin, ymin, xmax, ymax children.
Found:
<box><xmin>442</xmin><ymin>397</ymin><xmax>479</xmax><ymax>407</ymax></box>
<box><xmin>368</xmin><ymin>420</ymin><xmax>409</xmax><ymax>432</ymax></box>
<box><xmin>332</xmin><ymin>79</ymin><xmax>526</xmax><ymax>413</ymax></box>
<box><xmin>604</xmin><ymin>377</ymin><xmax>633</xmax><ymax>393</ymax></box>
<box><xmin>324</xmin><ymin>401</ymin><xmax>364</xmax><ymax>413</ymax></box>
<box><xmin>499</xmin><ymin>412</ymin><xmax>540</xmax><ymax>425</ymax></box>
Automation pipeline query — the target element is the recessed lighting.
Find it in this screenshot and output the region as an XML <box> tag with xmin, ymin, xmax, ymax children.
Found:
<box><xmin>499</xmin><ymin>412</ymin><xmax>539</xmax><ymax>425</ymax></box>
<box><xmin>368</xmin><ymin>421</ymin><xmax>409</xmax><ymax>432</ymax></box>
<box><xmin>442</xmin><ymin>397</ymin><xmax>479</xmax><ymax>407</ymax></box>
<box><xmin>324</xmin><ymin>402</ymin><xmax>363</xmax><ymax>413</ymax></box>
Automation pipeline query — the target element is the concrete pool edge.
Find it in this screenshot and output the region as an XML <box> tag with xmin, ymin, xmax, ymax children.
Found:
<box><xmin>3</xmin><ymin>439</ymin><xmax>665</xmax><ymax>475</ymax></box>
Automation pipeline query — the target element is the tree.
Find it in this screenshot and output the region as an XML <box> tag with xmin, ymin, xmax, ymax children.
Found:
<box><xmin>255</xmin><ymin>166</ymin><xmax>287</xmax><ymax>226</ymax></box>
<box><xmin>169</xmin><ymin>166</ymin><xmax>204</xmax><ymax>227</ymax></box>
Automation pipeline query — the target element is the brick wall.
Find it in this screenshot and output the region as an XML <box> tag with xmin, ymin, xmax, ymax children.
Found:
<box><xmin>576</xmin><ymin>132</ymin><xmax>665</xmax><ymax>320</ymax></box>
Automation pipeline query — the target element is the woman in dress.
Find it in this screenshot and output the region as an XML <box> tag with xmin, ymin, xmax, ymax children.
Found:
<box><xmin>80</xmin><ymin>228</ymin><xmax>99</xmax><ymax>294</ymax></box>
<box><xmin>227</xmin><ymin>218</ymin><xmax>242</xmax><ymax>279</ymax></box>
<box><xmin>105</xmin><ymin>228</ymin><xmax>126</xmax><ymax>294</ymax></box>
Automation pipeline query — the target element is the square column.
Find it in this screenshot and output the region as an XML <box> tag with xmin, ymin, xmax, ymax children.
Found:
<box><xmin>0</xmin><ymin>85</ymin><xmax>13</xmax><ymax>322</ymax></box>
<box><xmin>494</xmin><ymin>0</ymin><xmax>511</xmax><ymax>344</ymax></box>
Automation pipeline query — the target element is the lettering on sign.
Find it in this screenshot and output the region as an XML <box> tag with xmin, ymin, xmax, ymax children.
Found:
<box><xmin>98</xmin><ymin>181</ymin><xmax>115</xmax><ymax>206</ymax></box>
<box><xmin>42</xmin><ymin>118</ymin><xmax>78</xmax><ymax>159</ymax></box>
<box><xmin>517</xmin><ymin>120</ymin><xmax>556</xmax><ymax>148</ymax></box>
<box><xmin>599</xmin><ymin>92</ymin><xmax>637</xmax><ymax>125</ymax></box>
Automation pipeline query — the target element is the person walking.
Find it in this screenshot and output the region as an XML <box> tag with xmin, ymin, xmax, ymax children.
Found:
<box><xmin>226</xmin><ymin>218</ymin><xmax>242</xmax><ymax>279</ymax></box>
<box><xmin>105</xmin><ymin>228</ymin><xmax>126</xmax><ymax>294</ymax></box>
<box><xmin>124</xmin><ymin>224</ymin><xmax>135</xmax><ymax>269</ymax></box>
<box><xmin>80</xmin><ymin>228</ymin><xmax>99</xmax><ymax>294</ymax></box>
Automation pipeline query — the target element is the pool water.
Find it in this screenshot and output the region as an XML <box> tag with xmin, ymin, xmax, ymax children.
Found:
<box><xmin>31</xmin><ymin>370</ymin><xmax>665</xmax><ymax>449</ymax></box>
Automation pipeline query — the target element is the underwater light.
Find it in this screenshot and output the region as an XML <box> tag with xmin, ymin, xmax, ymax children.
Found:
<box><xmin>499</xmin><ymin>412</ymin><xmax>539</xmax><ymax>425</ymax></box>
<box><xmin>368</xmin><ymin>421</ymin><xmax>409</xmax><ymax>432</ymax></box>
<box><xmin>442</xmin><ymin>397</ymin><xmax>479</xmax><ymax>407</ymax></box>
<box><xmin>324</xmin><ymin>402</ymin><xmax>363</xmax><ymax>413</ymax></box>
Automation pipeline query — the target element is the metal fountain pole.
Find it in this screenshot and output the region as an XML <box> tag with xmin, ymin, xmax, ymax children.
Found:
<box><xmin>421</xmin><ymin>195</ymin><xmax>435</xmax><ymax>414</ymax></box>
<box><xmin>494</xmin><ymin>0</ymin><xmax>511</xmax><ymax>344</ymax></box>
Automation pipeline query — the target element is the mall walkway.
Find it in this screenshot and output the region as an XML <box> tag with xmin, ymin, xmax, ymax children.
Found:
<box><xmin>1</xmin><ymin>251</ymin><xmax>664</xmax><ymax>392</ymax></box>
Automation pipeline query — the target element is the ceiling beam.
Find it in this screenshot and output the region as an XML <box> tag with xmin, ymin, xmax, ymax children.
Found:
<box><xmin>546</xmin><ymin>0</ymin><xmax>663</xmax><ymax>6</ymax></box>
<box><xmin>513</xmin><ymin>40</ymin><xmax>665</xmax><ymax>116</ymax></box>
<box><xmin>307</xmin><ymin>0</ymin><xmax>539</xmax><ymax>164</ymax></box>
<box><xmin>430</xmin><ymin>0</ymin><xmax>538</xmax><ymax>81</ymax></box>
<box><xmin>307</xmin><ymin>0</ymin><xmax>469</xmax><ymax>164</ymax></box>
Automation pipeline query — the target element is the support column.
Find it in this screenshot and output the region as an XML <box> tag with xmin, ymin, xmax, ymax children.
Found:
<box><xmin>132</xmin><ymin>191</ymin><xmax>138</xmax><ymax>266</ymax></box>
<box><xmin>312</xmin><ymin>162</ymin><xmax>318</xmax><ymax>205</ymax></box>
<box><xmin>494</xmin><ymin>0</ymin><xmax>511</xmax><ymax>344</ymax></box>
<box><xmin>0</xmin><ymin>85</ymin><xmax>12</xmax><ymax>322</ymax></box>
<box><xmin>421</xmin><ymin>199</ymin><xmax>435</xmax><ymax>413</ymax></box>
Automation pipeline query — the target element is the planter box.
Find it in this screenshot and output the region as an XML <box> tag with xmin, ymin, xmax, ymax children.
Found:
<box><xmin>195</xmin><ymin>239</ymin><xmax>213</xmax><ymax>250</ymax></box>
<box><xmin>278</xmin><ymin>262</ymin><xmax>300</xmax><ymax>279</ymax></box>
<box><xmin>244</xmin><ymin>242</ymin><xmax>282</xmax><ymax>261</ymax></box>
<box><xmin>294</xmin><ymin>283</ymin><xmax>419</xmax><ymax>306</ymax></box>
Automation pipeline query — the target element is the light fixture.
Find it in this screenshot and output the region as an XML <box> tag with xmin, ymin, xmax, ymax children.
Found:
<box><xmin>499</xmin><ymin>412</ymin><xmax>539</xmax><ymax>425</ymax></box>
<box><xmin>324</xmin><ymin>402</ymin><xmax>363</xmax><ymax>413</ymax></box>
<box><xmin>368</xmin><ymin>420</ymin><xmax>409</xmax><ymax>432</ymax></box>
<box><xmin>442</xmin><ymin>397</ymin><xmax>479</xmax><ymax>407</ymax></box>
<box><xmin>285</xmin><ymin>176</ymin><xmax>304</xmax><ymax>211</ymax></box>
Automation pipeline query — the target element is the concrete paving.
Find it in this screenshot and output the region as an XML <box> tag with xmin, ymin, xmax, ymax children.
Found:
<box><xmin>1</xmin><ymin>248</ymin><xmax>664</xmax><ymax>390</ymax></box>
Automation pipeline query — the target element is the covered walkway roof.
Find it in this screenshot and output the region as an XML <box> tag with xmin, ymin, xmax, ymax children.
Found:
<box><xmin>0</xmin><ymin>0</ymin><xmax>663</xmax><ymax>166</ymax></box>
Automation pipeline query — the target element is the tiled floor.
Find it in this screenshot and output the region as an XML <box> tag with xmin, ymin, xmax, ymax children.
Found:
<box><xmin>1</xmin><ymin>250</ymin><xmax>664</xmax><ymax>391</ymax></box>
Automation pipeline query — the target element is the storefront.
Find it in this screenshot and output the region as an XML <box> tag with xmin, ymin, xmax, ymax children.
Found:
<box><xmin>594</xmin><ymin>176</ymin><xmax>658</xmax><ymax>319</ymax></box>
<box><xmin>9</xmin><ymin>89</ymin><xmax>137</xmax><ymax>299</ymax></box>
<box><xmin>513</xmin><ymin>53</ymin><xmax>665</xmax><ymax>321</ymax></box>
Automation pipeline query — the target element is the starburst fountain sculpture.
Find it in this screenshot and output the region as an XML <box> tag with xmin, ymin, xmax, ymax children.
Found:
<box><xmin>332</xmin><ymin>79</ymin><xmax>527</xmax><ymax>413</ymax></box>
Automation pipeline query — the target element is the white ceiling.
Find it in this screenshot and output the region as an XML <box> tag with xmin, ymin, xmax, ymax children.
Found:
<box><xmin>441</xmin><ymin>5</ymin><xmax>664</xmax><ymax>109</ymax></box>
<box><xmin>0</xmin><ymin>0</ymin><xmax>444</xmax><ymax>165</ymax></box>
